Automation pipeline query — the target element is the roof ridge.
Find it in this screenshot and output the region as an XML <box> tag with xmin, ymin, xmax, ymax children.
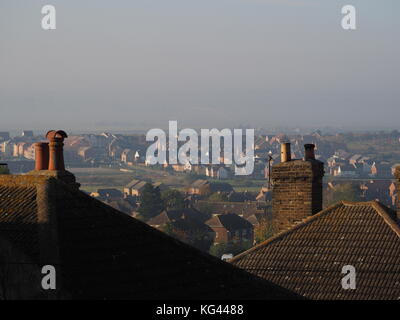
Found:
<box><xmin>231</xmin><ymin>199</ymin><xmax>400</xmax><ymax>264</ymax></box>
<box><xmin>230</xmin><ymin>202</ymin><xmax>344</xmax><ymax>263</ymax></box>
<box><xmin>341</xmin><ymin>200</ymin><xmax>400</xmax><ymax>236</ymax></box>
<box><xmin>370</xmin><ymin>201</ymin><xmax>400</xmax><ymax>238</ymax></box>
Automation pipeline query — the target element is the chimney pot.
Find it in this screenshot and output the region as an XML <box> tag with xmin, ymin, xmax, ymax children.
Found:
<box><xmin>304</xmin><ymin>144</ymin><xmax>316</xmax><ymax>160</ymax></box>
<box><xmin>46</xmin><ymin>130</ymin><xmax>68</xmax><ymax>171</ymax></box>
<box><xmin>280</xmin><ymin>143</ymin><xmax>291</xmax><ymax>163</ymax></box>
<box><xmin>34</xmin><ymin>142</ymin><xmax>49</xmax><ymax>170</ymax></box>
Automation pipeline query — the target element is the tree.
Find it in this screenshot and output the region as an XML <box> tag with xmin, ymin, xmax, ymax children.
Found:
<box><xmin>161</xmin><ymin>222</ymin><xmax>212</xmax><ymax>251</ymax></box>
<box><xmin>137</xmin><ymin>183</ymin><xmax>164</xmax><ymax>221</ymax></box>
<box><xmin>325</xmin><ymin>182</ymin><xmax>362</xmax><ymax>206</ymax></box>
<box><xmin>0</xmin><ymin>166</ymin><xmax>9</xmax><ymax>175</ymax></box>
<box><xmin>161</xmin><ymin>189</ymin><xmax>185</xmax><ymax>210</ymax></box>
<box><xmin>254</xmin><ymin>218</ymin><xmax>275</xmax><ymax>244</ymax></box>
<box><xmin>207</xmin><ymin>192</ymin><xmax>228</xmax><ymax>202</ymax></box>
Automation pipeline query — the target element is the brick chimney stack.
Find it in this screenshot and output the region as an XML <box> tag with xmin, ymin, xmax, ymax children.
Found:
<box><xmin>34</xmin><ymin>142</ymin><xmax>49</xmax><ymax>171</ymax></box>
<box><xmin>395</xmin><ymin>166</ymin><xmax>400</xmax><ymax>221</ymax></box>
<box><xmin>46</xmin><ymin>130</ymin><xmax>67</xmax><ymax>171</ymax></box>
<box><xmin>271</xmin><ymin>143</ymin><xmax>324</xmax><ymax>233</ymax></box>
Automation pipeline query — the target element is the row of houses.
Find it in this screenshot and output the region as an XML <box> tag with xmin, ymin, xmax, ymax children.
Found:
<box><xmin>147</xmin><ymin>208</ymin><xmax>255</xmax><ymax>251</ymax></box>
<box><xmin>0</xmin><ymin>140</ymin><xmax>36</xmax><ymax>159</ymax></box>
<box><xmin>327</xmin><ymin>150</ymin><xmax>397</xmax><ymax>178</ymax></box>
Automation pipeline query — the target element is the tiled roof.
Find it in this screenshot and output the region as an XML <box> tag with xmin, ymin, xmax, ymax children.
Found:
<box><xmin>0</xmin><ymin>174</ymin><xmax>298</xmax><ymax>300</ymax></box>
<box><xmin>125</xmin><ymin>179</ymin><xmax>141</xmax><ymax>188</ymax></box>
<box><xmin>231</xmin><ymin>201</ymin><xmax>400</xmax><ymax>300</ymax></box>
<box><xmin>0</xmin><ymin>184</ymin><xmax>39</xmax><ymax>260</ymax></box>
<box><xmin>206</xmin><ymin>213</ymin><xmax>253</xmax><ymax>231</ymax></box>
<box><xmin>194</xmin><ymin>200</ymin><xmax>263</xmax><ymax>217</ymax></box>
<box><xmin>148</xmin><ymin>208</ymin><xmax>210</xmax><ymax>227</ymax></box>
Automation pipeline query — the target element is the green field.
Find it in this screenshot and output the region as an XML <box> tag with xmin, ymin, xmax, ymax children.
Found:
<box><xmin>70</xmin><ymin>165</ymin><xmax>266</xmax><ymax>194</ymax></box>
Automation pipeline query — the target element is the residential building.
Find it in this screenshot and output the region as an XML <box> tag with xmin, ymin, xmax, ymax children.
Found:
<box><xmin>205</xmin><ymin>213</ymin><xmax>254</xmax><ymax>244</ymax></box>
<box><xmin>0</xmin><ymin>132</ymin><xmax>10</xmax><ymax>141</ymax></box>
<box><xmin>123</xmin><ymin>179</ymin><xmax>148</xmax><ymax>197</ymax></box>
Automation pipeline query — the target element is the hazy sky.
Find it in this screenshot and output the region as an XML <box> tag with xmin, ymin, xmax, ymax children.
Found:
<box><xmin>0</xmin><ymin>0</ymin><xmax>399</xmax><ymax>132</ymax></box>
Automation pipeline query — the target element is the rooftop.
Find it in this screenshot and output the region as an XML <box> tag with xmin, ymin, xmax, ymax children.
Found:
<box><xmin>231</xmin><ymin>201</ymin><xmax>400</xmax><ymax>300</ymax></box>
<box><xmin>0</xmin><ymin>173</ymin><xmax>298</xmax><ymax>300</ymax></box>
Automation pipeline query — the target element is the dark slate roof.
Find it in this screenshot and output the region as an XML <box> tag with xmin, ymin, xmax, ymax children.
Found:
<box><xmin>148</xmin><ymin>208</ymin><xmax>210</xmax><ymax>227</ymax></box>
<box><xmin>206</xmin><ymin>213</ymin><xmax>253</xmax><ymax>231</ymax></box>
<box><xmin>0</xmin><ymin>174</ymin><xmax>299</xmax><ymax>300</ymax></box>
<box><xmin>194</xmin><ymin>200</ymin><xmax>263</xmax><ymax>217</ymax></box>
<box><xmin>96</xmin><ymin>188</ymin><xmax>123</xmax><ymax>198</ymax></box>
<box><xmin>231</xmin><ymin>201</ymin><xmax>400</xmax><ymax>300</ymax></box>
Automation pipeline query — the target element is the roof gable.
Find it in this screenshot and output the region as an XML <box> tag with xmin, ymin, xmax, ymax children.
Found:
<box><xmin>231</xmin><ymin>201</ymin><xmax>400</xmax><ymax>300</ymax></box>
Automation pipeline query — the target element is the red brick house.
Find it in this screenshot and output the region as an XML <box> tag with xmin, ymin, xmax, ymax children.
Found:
<box><xmin>205</xmin><ymin>213</ymin><xmax>254</xmax><ymax>245</ymax></box>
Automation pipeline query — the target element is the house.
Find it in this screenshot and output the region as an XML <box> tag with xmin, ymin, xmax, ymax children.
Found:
<box><xmin>186</xmin><ymin>179</ymin><xmax>211</xmax><ymax>195</ymax></box>
<box><xmin>0</xmin><ymin>130</ymin><xmax>299</xmax><ymax>300</ymax></box>
<box><xmin>147</xmin><ymin>208</ymin><xmax>214</xmax><ymax>251</ymax></box>
<box><xmin>103</xmin><ymin>198</ymin><xmax>137</xmax><ymax>215</ymax></box>
<box><xmin>77</xmin><ymin>146</ymin><xmax>104</xmax><ymax>161</ymax></box>
<box><xmin>23</xmin><ymin>143</ymin><xmax>36</xmax><ymax>160</ymax></box>
<box><xmin>205</xmin><ymin>213</ymin><xmax>254</xmax><ymax>245</ymax></box>
<box><xmin>333</xmin><ymin>164</ymin><xmax>359</xmax><ymax>177</ymax></box>
<box><xmin>0</xmin><ymin>132</ymin><xmax>10</xmax><ymax>141</ymax></box>
<box><xmin>121</xmin><ymin>149</ymin><xmax>135</xmax><ymax>164</ymax></box>
<box><xmin>194</xmin><ymin>200</ymin><xmax>263</xmax><ymax>218</ymax></box>
<box><xmin>90</xmin><ymin>188</ymin><xmax>123</xmax><ymax>201</ymax></box>
<box><xmin>245</xmin><ymin>212</ymin><xmax>270</xmax><ymax>228</ymax></box>
<box><xmin>21</xmin><ymin>130</ymin><xmax>34</xmax><ymax>137</ymax></box>
<box><xmin>123</xmin><ymin>179</ymin><xmax>148</xmax><ymax>197</ymax></box>
<box><xmin>123</xmin><ymin>180</ymin><xmax>165</xmax><ymax>197</ymax></box>
<box><xmin>256</xmin><ymin>186</ymin><xmax>272</xmax><ymax>202</ymax></box>
<box><xmin>206</xmin><ymin>165</ymin><xmax>230</xmax><ymax>179</ymax></box>
<box><xmin>0</xmin><ymin>140</ymin><xmax>14</xmax><ymax>157</ymax></box>
<box><xmin>359</xmin><ymin>180</ymin><xmax>393</xmax><ymax>205</ymax></box>
<box><xmin>170</xmin><ymin>163</ymin><xmax>192</xmax><ymax>172</ymax></box>
<box><xmin>371</xmin><ymin>162</ymin><xmax>393</xmax><ymax>178</ymax></box>
<box><xmin>148</xmin><ymin>208</ymin><xmax>210</xmax><ymax>228</ymax></box>
<box><xmin>230</xmin><ymin>143</ymin><xmax>400</xmax><ymax>300</ymax></box>
<box><xmin>349</xmin><ymin>154</ymin><xmax>362</xmax><ymax>165</ymax></box>
<box><xmin>13</xmin><ymin>142</ymin><xmax>28</xmax><ymax>157</ymax></box>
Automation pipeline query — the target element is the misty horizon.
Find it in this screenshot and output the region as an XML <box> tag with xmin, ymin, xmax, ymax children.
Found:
<box><xmin>1</xmin><ymin>0</ymin><xmax>399</xmax><ymax>131</ymax></box>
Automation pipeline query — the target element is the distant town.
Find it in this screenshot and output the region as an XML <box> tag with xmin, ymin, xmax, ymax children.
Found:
<box><xmin>1</xmin><ymin>128</ymin><xmax>399</xmax><ymax>258</ymax></box>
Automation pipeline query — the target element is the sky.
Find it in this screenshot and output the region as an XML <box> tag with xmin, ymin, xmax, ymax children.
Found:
<box><xmin>0</xmin><ymin>0</ymin><xmax>399</xmax><ymax>133</ymax></box>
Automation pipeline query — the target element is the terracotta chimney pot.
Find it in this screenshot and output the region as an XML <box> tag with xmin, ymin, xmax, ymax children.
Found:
<box><xmin>46</xmin><ymin>130</ymin><xmax>68</xmax><ymax>171</ymax></box>
<box><xmin>34</xmin><ymin>142</ymin><xmax>49</xmax><ymax>171</ymax></box>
